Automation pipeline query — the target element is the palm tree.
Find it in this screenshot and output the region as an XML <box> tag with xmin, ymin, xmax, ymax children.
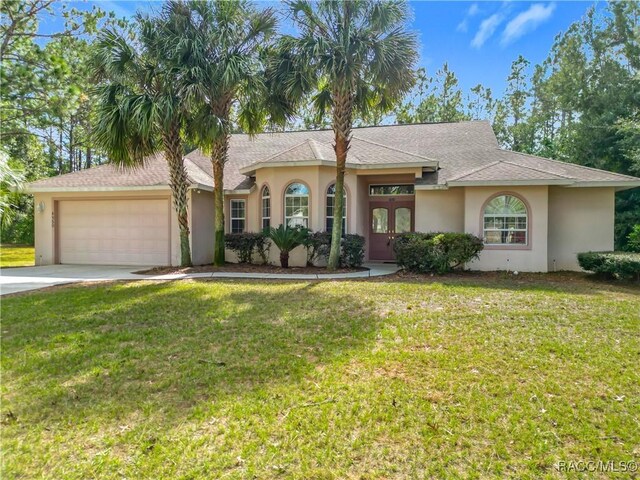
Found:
<box><xmin>268</xmin><ymin>224</ymin><xmax>309</xmax><ymax>268</ymax></box>
<box><xmin>271</xmin><ymin>0</ymin><xmax>418</xmax><ymax>269</ymax></box>
<box><xmin>0</xmin><ymin>150</ymin><xmax>24</xmax><ymax>229</ymax></box>
<box><xmin>92</xmin><ymin>14</ymin><xmax>193</xmax><ymax>267</ymax></box>
<box><xmin>161</xmin><ymin>0</ymin><xmax>292</xmax><ymax>266</ymax></box>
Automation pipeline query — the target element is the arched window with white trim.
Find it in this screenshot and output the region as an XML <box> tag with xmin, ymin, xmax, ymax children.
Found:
<box><xmin>261</xmin><ymin>185</ymin><xmax>270</xmax><ymax>230</ymax></box>
<box><xmin>284</xmin><ymin>182</ymin><xmax>309</xmax><ymax>228</ymax></box>
<box><xmin>483</xmin><ymin>194</ymin><xmax>528</xmax><ymax>245</ymax></box>
<box><xmin>326</xmin><ymin>183</ymin><xmax>346</xmax><ymax>233</ymax></box>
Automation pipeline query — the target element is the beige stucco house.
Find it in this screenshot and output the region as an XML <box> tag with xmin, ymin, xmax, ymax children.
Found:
<box><xmin>27</xmin><ymin>121</ymin><xmax>640</xmax><ymax>271</ymax></box>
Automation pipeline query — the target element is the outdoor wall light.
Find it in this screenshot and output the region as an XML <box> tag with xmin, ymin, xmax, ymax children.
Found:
<box><xmin>37</xmin><ymin>201</ymin><xmax>46</xmax><ymax>213</ymax></box>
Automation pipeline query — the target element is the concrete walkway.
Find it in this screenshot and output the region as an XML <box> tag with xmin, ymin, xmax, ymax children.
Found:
<box><xmin>1</xmin><ymin>263</ymin><xmax>399</xmax><ymax>295</ymax></box>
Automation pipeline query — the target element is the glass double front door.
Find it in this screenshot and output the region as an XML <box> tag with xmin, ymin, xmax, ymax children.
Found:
<box><xmin>369</xmin><ymin>200</ymin><xmax>414</xmax><ymax>261</ymax></box>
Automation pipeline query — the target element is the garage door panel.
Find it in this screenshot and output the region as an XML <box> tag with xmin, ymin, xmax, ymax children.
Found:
<box><xmin>58</xmin><ymin>199</ymin><xmax>170</xmax><ymax>266</ymax></box>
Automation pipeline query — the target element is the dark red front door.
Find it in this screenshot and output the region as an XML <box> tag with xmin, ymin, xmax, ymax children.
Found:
<box><xmin>369</xmin><ymin>200</ymin><xmax>414</xmax><ymax>261</ymax></box>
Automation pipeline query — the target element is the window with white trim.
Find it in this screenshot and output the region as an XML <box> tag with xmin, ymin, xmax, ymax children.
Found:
<box><xmin>483</xmin><ymin>194</ymin><xmax>528</xmax><ymax>245</ymax></box>
<box><xmin>261</xmin><ymin>185</ymin><xmax>270</xmax><ymax>230</ymax></box>
<box><xmin>230</xmin><ymin>199</ymin><xmax>246</xmax><ymax>233</ymax></box>
<box><xmin>284</xmin><ymin>182</ymin><xmax>309</xmax><ymax>228</ymax></box>
<box><xmin>326</xmin><ymin>183</ymin><xmax>346</xmax><ymax>233</ymax></box>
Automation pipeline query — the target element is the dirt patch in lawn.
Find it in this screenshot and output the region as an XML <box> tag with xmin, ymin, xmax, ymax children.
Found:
<box><xmin>135</xmin><ymin>263</ymin><xmax>368</xmax><ymax>275</ymax></box>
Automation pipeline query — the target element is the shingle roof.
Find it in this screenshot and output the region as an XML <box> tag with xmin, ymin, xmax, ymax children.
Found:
<box><xmin>28</xmin><ymin>121</ymin><xmax>640</xmax><ymax>191</ymax></box>
<box><xmin>28</xmin><ymin>154</ymin><xmax>214</xmax><ymax>191</ymax></box>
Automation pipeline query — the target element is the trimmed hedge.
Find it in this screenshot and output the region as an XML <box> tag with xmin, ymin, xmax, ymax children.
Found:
<box><xmin>577</xmin><ymin>251</ymin><xmax>640</xmax><ymax>281</ymax></box>
<box><xmin>224</xmin><ymin>230</ymin><xmax>366</xmax><ymax>268</ymax></box>
<box><xmin>303</xmin><ymin>231</ymin><xmax>331</xmax><ymax>266</ymax></box>
<box><xmin>394</xmin><ymin>232</ymin><xmax>484</xmax><ymax>274</ymax></box>
<box><xmin>224</xmin><ymin>233</ymin><xmax>265</xmax><ymax>264</ymax></box>
<box><xmin>341</xmin><ymin>234</ymin><xmax>365</xmax><ymax>268</ymax></box>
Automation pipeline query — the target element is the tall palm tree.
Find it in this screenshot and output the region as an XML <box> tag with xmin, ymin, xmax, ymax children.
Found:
<box><xmin>92</xmin><ymin>14</ymin><xmax>193</xmax><ymax>267</ymax></box>
<box><xmin>162</xmin><ymin>0</ymin><xmax>291</xmax><ymax>266</ymax></box>
<box><xmin>272</xmin><ymin>0</ymin><xmax>418</xmax><ymax>269</ymax></box>
<box><xmin>0</xmin><ymin>150</ymin><xmax>24</xmax><ymax>229</ymax></box>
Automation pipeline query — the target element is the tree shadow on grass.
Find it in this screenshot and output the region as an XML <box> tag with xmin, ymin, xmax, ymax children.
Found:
<box><xmin>2</xmin><ymin>279</ymin><xmax>381</xmax><ymax>430</ymax></box>
<box><xmin>379</xmin><ymin>270</ymin><xmax>640</xmax><ymax>296</ymax></box>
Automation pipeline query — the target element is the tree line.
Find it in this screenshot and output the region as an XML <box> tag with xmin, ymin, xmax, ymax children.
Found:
<box><xmin>1</xmin><ymin>0</ymin><xmax>638</xmax><ymax>254</ymax></box>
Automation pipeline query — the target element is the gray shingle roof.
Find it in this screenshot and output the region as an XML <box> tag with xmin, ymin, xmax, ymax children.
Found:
<box><xmin>28</xmin><ymin>154</ymin><xmax>215</xmax><ymax>191</ymax></box>
<box><xmin>28</xmin><ymin>121</ymin><xmax>640</xmax><ymax>191</ymax></box>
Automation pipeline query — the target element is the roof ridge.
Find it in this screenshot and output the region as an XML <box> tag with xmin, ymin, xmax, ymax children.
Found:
<box><xmin>499</xmin><ymin>159</ymin><xmax>574</xmax><ymax>180</ymax></box>
<box><xmin>184</xmin><ymin>157</ymin><xmax>213</xmax><ymax>183</ymax></box>
<box><xmin>448</xmin><ymin>160</ymin><xmax>501</xmax><ymax>181</ymax></box>
<box><xmin>350</xmin><ymin>135</ymin><xmax>438</xmax><ymax>162</ymax></box>
<box><xmin>213</xmin><ymin>120</ymin><xmax>491</xmax><ymax>138</ymax></box>
<box><xmin>254</xmin><ymin>139</ymin><xmax>318</xmax><ymax>165</ymax></box>
<box><xmin>498</xmin><ymin>148</ymin><xmax>640</xmax><ymax>181</ymax></box>
<box><xmin>307</xmin><ymin>138</ymin><xmax>335</xmax><ymax>160</ymax></box>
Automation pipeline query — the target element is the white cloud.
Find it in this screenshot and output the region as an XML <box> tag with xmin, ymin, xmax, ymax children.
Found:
<box><xmin>501</xmin><ymin>3</ymin><xmax>556</xmax><ymax>46</ymax></box>
<box><xmin>457</xmin><ymin>3</ymin><xmax>480</xmax><ymax>33</ymax></box>
<box><xmin>468</xmin><ymin>3</ymin><xmax>480</xmax><ymax>16</ymax></box>
<box><xmin>471</xmin><ymin>13</ymin><xmax>505</xmax><ymax>48</ymax></box>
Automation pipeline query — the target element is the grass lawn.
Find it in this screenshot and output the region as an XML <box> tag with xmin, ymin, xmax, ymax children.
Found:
<box><xmin>0</xmin><ymin>244</ymin><xmax>34</xmax><ymax>268</ymax></box>
<box><xmin>2</xmin><ymin>274</ymin><xmax>639</xmax><ymax>478</ymax></box>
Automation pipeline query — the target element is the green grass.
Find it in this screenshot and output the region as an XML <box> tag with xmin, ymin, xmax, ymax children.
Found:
<box><xmin>0</xmin><ymin>244</ymin><xmax>34</xmax><ymax>267</ymax></box>
<box><xmin>2</xmin><ymin>274</ymin><xmax>639</xmax><ymax>479</ymax></box>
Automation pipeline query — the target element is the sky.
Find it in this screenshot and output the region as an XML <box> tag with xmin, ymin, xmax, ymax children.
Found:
<box><xmin>42</xmin><ymin>0</ymin><xmax>603</xmax><ymax>96</ymax></box>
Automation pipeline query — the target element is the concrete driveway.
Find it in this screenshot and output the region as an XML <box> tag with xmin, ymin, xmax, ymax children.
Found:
<box><xmin>0</xmin><ymin>265</ymin><xmax>149</xmax><ymax>296</ymax></box>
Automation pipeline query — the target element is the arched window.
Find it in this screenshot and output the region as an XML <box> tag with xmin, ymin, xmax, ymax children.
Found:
<box><xmin>284</xmin><ymin>182</ymin><xmax>309</xmax><ymax>228</ymax></box>
<box><xmin>483</xmin><ymin>194</ymin><xmax>528</xmax><ymax>245</ymax></box>
<box><xmin>326</xmin><ymin>183</ymin><xmax>347</xmax><ymax>233</ymax></box>
<box><xmin>261</xmin><ymin>185</ymin><xmax>270</xmax><ymax>230</ymax></box>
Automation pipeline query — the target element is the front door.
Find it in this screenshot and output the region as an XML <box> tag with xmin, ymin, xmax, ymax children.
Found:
<box><xmin>369</xmin><ymin>200</ymin><xmax>414</xmax><ymax>261</ymax></box>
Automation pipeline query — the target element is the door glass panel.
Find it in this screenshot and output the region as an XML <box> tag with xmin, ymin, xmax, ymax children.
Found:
<box><xmin>371</xmin><ymin>208</ymin><xmax>388</xmax><ymax>233</ymax></box>
<box><xmin>395</xmin><ymin>207</ymin><xmax>411</xmax><ymax>233</ymax></box>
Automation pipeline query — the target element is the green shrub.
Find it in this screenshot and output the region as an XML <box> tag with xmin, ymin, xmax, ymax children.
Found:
<box><xmin>627</xmin><ymin>225</ymin><xmax>640</xmax><ymax>253</ymax></box>
<box><xmin>225</xmin><ymin>233</ymin><xmax>264</xmax><ymax>264</ymax></box>
<box><xmin>577</xmin><ymin>251</ymin><xmax>640</xmax><ymax>281</ymax></box>
<box><xmin>340</xmin><ymin>234</ymin><xmax>365</xmax><ymax>268</ymax></box>
<box><xmin>303</xmin><ymin>231</ymin><xmax>331</xmax><ymax>266</ymax></box>
<box><xmin>254</xmin><ymin>232</ymin><xmax>271</xmax><ymax>265</ymax></box>
<box><xmin>267</xmin><ymin>225</ymin><xmax>309</xmax><ymax>268</ymax></box>
<box><xmin>394</xmin><ymin>232</ymin><xmax>484</xmax><ymax>274</ymax></box>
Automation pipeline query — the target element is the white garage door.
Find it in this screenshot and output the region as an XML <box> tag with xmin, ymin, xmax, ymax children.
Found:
<box><xmin>58</xmin><ymin>199</ymin><xmax>171</xmax><ymax>266</ymax></box>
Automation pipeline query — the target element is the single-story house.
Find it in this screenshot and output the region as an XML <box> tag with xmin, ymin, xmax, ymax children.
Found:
<box><xmin>27</xmin><ymin>121</ymin><xmax>640</xmax><ymax>271</ymax></box>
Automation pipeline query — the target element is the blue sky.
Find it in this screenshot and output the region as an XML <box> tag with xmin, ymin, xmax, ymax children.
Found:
<box><xmin>44</xmin><ymin>1</ymin><xmax>601</xmax><ymax>96</ymax></box>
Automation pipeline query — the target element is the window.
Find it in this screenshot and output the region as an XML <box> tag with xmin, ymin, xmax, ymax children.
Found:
<box><xmin>395</xmin><ymin>207</ymin><xmax>411</xmax><ymax>233</ymax></box>
<box><xmin>230</xmin><ymin>199</ymin><xmax>246</xmax><ymax>233</ymax></box>
<box><xmin>369</xmin><ymin>184</ymin><xmax>415</xmax><ymax>196</ymax></box>
<box><xmin>284</xmin><ymin>182</ymin><xmax>309</xmax><ymax>228</ymax></box>
<box><xmin>261</xmin><ymin>185</ymin><xmax>270</xmax><ymax>230</ymax></box>
<box><xmin>483</xmin><ymin>194</ymin><xmax>528</xmax><ymax>245</ymax></box>
<box><xmin>371</xmin><ymin>208</ymin><xmax>388</xmax><ymax>233</ymax></box>
<box><xmin>326</xmin><ymin>183</ymin><xmax>347</xmax><ymax>233</ymax></box>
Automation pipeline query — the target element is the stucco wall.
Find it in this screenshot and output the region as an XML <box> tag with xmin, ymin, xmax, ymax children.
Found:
<box><xmin>190</xmin><ymin>189</ymin><xmax>215</xmax><ymax>266</ymax></box>
<box><xmin>33</xmin><ymin>189</ymin><xmax>179</xmax><ymax>266</ymax></box>
<box><xmin>547</xmin><ymin>187</ymin><xmax>615</xmax><ymax>271</ymax></box>
<box><xmin>414</xmin><ymin>188</ymin><xmax>465</xmax><ymax>233</ymax></box>
<box><xmin>464</xmin><ymin>186</ymin><xmax>549</xmax><ymax>272</ymax></box>
<box><xmin>222</xmin><ymin>165</ymin><xmax>360</xmax><ymax>267</ymax></box>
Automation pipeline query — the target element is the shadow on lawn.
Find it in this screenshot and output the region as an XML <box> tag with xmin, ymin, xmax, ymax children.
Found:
<box><xmin>383</xmin><ymin>270</ymin><xmax>640</xmax><ymax>296</ymax></box>
<box><xmin>2</xmin><ymin>280</ymin><xmax>382</xmax><ymax>426</ymax></box>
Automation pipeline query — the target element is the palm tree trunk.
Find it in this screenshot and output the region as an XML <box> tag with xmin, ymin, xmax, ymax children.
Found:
<box><xmin>327</xmin><ymin>89</ymin><xmax>353</xmax><ymax>270</ymax></box>
<box><xmin>163</xmin><ymin>125</ymin><xmax>192</xmax><ymax>267</ymax></box>
<box><xmin>211</xmin><ymin>136</ymin><xmax>228</xmax><ymax>266</ymax></box>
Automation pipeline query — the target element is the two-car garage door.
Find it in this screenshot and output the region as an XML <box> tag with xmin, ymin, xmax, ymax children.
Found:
<box><xmin>57</xmin><ymin>199</ymin><xmax>171</xmax><ymax>266</ymax></box>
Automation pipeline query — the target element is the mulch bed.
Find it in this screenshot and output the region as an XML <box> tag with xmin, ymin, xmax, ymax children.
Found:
<box><xmin>135</xmin><ymin>264</ymin><xmax>368</xmax><ymax>275</ymax></box>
